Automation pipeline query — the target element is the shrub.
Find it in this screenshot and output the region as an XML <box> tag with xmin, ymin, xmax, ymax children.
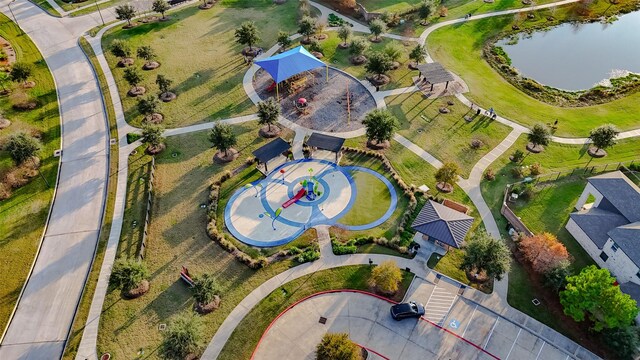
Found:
<box><xmin>369</xmin><ymin>260</ymin><xmax>402</xmax><ymax>294</ymax></box>
<box><xmin>332</xmin><ymin>240</ymin><xmax>357</xmax><ymax>255</ymax></box>
<box><xmin>511</xmin><ymin>149</ymin><xmax>525</xmax><ymax>162</ymax></box>
<box><xmin>349</xmin><ymin>36</ymin><xmax>369</xmax><ymax>56</ymax></box>
<box><xmin>161</xmin><ymin>313</ymin><xmax>204</xmax><ymax>360</ymax></box>
<box><xmin>110</xmin><ymin>39</ymin><xmax>131</xmax><ymax>59</ymax></box>
<box><xmin>316</xmin><ymin>332</ymin><xmax>360</xmax><ymax>360</ymax></box>
<box><xmin>484</xmin><ymin>168</ymin><xmax>495</xmax><ymax>181</ymax></box>
<box><xmin>10</xmin><ymin>62</ymin><xmax>32</xmax><ymax>85</ymax></box>
<box><xmin>511</xmin><ymin>166</ymin><xmax>524</xmax><ymax>179</ymax></box>
<box><xmin>110</xmin><ymin>259</ymin><xmax>149</xmax><ymax>291</ymax></box>
<box><xmin>192</xmin><ymin>273</ymin><xmax>221</xmax><ymax>305</ymax></box>
<box><xmin>529</xmin><ymin>162</ymin><xmax>541</xmax><ymax>176</ymax></box>
<box><xmin>544</xmin><ymin>260</ymin><xmax>571</xmax><ymax>291</ymax></box>
<box><xmin>297</xmin><ymin>248</ymin><xmax>320</xmax><ymax>263</ymax></box>
<box><xmin>383</xmin><ymin>42</ymin><xmax>403</xmax><ymax>62</ymax></box>
<box><xmin>519</xmin><ymin>233</ymin><xmax>569</xmax><ymax>274</ymax></box>
<box><xmin>5</xmin><ymin>132</ymin><xmax>40</xmax><ymax>165</ymax></box>
<box><xmin>307</xmin><ymin>38</ymin><xmax>322</xmax><ymax>53</ymax></box>
<box><xmin>603</xmin><ymin>326</ymin><xmax>640</xmax><ymax>360</ymax></box>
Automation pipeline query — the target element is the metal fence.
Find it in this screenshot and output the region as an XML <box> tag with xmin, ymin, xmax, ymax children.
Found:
<box><xmin>137</xmin><ymin>157</ymin><xmax>156</xmax><ymax>261</ymax></box>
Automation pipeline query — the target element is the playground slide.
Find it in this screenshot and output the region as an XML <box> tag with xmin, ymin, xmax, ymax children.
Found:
<box><xmin>283</xmin><ymin>188</ymin><xmax>307</xmax><ymax>208</ymax></box>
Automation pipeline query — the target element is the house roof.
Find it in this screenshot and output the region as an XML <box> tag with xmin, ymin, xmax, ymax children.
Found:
<box><xmin>305</xmin><ymin>133</ymin><xmax>345</xmax><ymax>153</ymax></box>
<box><xmin>619</xmin><ymin>282</ymin><xmax>640</xmax><ymax>306</ymax></box>
<box><xmin>415</xmin><ymin>62</ymin><xmax>455</xmax><ymax>84</ymax></box>
<box><xmin>608</xmin><ymin>222</ymin><xmax>640</xmax><ymax>268</ymax></box>
<box><xmin>252</xmin><ymin>138</ymin><xmax>290</xmax><ymax>164</ymax></box>
<box><xmin>254</xmin><ymin>46</ymin><xmax>326</xmax><ymax>83</ymax></box>
<box><xmin>570</xmin><ymin>207</ymin><xmax>629</xmax><ymax>248</ymax></box>
<box><xmin>411</xmin><ymin>200</ymin><xmax>474</xmax><ymax>248</ymax></box>
<box><xmin>588</xmin><ymin>171</ymin><xmax>640</xmax><ymax>222</ymax></box>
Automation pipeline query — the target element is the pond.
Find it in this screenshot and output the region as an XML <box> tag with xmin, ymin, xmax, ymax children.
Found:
<box><xmin>496</xmin><ymin>11</ymin><xmax>640</xmax><ymax>91</ymax></box>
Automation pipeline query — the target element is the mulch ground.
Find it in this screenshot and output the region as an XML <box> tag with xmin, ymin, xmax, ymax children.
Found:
<box><xmin>254</xmin><ymin>68</ymin><xmax>375</xmax><ymax>133</ymax></box>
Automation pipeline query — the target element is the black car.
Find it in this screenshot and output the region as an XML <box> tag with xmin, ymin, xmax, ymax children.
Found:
<box><xmin>390</xmin><ymin>301</ymin><xmax>425</xmax><ymax>320</ymax></box>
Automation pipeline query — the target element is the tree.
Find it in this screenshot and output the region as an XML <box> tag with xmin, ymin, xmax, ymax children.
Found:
<box><xmin>5</xmin><ymin>132</ymin><xmax>40</xmax><ymax>165</ymax></box>
<box><xmin>110</xmin><ymin>39</ymin><xmax>131</xmax><ymax>59</ymax></box>
<box><xmin>349</xmin><ymin>36</ymin><xmax>369</xmax><ymax>56</ymax></box>
<box><xmin>409</xmin><ymin>44</ymin><xmax>426</xmax><ymax>65</ymax></box>
<box><xmin>315</xmin><ymin>333</ymin><xmax>360</xmax><ymax>360</ymax></box>
<box><xmin>10</xmin><ymin>62</ymin><xmax>32</xmax><ymax>85</ymax></box>
<box><xmin>137</xmin><ymin>95</ymin><xmax>159</xmax><ymax>118</ymax></box>
<box><xmin>123</xmin><ymin>67</ymin><xmax>143</xmax><ymax>88</ymax></box>
<box><xmin>418</xmin><ymin>0</ymin><xmax>434</xmax><ymax>22</ymax></box>
<box><xmin>361</xmin><ymin>109</ymin><xmax>398</xmax><ymax>145</ymax></box>
<box><xmin>209</xmin><ymin>123</ymin><xmax>237</xmax><ymax>157</ymax></box>
<box><xmin>365</xmin><ymin>51</ymin><xmax>393</xmax><ymax>81</ymax></box>
<box><xmin>137</xmin><ymin>45</ymin><xmax>156</xmax><ymax>65</ymax></box>
<box><xmin>603</xmin><ymin>326</ymin><xmax>640</xmax><ymax>360</ymax></box>
<box><xmin>435</xmin><ymin>162</ymin><xmax>460</xmax><ymax>189</ymax></box>
<box><xmin>368</xmin><ymin>19</ymin><xmax>386</xmax><ymax>41</ymax></box>
<box><xmin>256</xmin><ymin>97</ymin><xmax>280</xmax><ymax>132</ymax></box>
<box><xmin>298</xmin><ymin>16</ymin><xmax>317</xmax><ymax>42</ymax></box>
<box><xmin>0</xmin><ymin>71</ymin><xmax>11</xmax><ymax>92</ymax></box>
<box><xmin>152</xmin><ymin>0</ymin><xmax>170</xmax><ymax>19</ymax></box>
<box><xmin>337</xmin><ymin>24</ymin><xmax>352</xmax><ymax>46</ymax></box>
<box><xmin>369</xmin><ymin>260</ymin><xmax>402</xmax><ymax>294</ymax></box>
<box><xmin>110</xmin><ymin>259</ymin><xmax>149</xmax><ymax>291</ymax></box>
<box><xmin>527</xmin><ymin>123</ymin><xmax>551</xmax><ymax>152</ymax></box>
<box><xmin>115</xmin><ymin>4</ymin><xmax>136</xmax><ymax>27</ymax></box>
<box><xmin>588</xmin><ymin>124</ymin><xmax>619</xmax><ymax>154</ymax></box>
<box><xmin>276</xmin><ymin>31</ymin><xmax>292</xmax><ymax>50</ymax></box>
<box><xmin>192</xmin><ymin>273</ymin><xmax>221</xmax><ymax>305</ymax></box>
<box><xmin>383</xmin><ymin>42</ymin><xmax>403</xmax><ymax>62</ymax></box>
<box><xmin>141</xmin><ymin>123</ymin><xmax>165</xmax><ymax>148</ymax></box>
<box><xmin>460</xmin><ymin>231</ymin><xmax>511</xmax><ymax>281</ymax></box>
<box><xmin>543</xmin><ymin>260</ymin><xmax>571</xmax><ymax>291</ymax></box>
<box><xmin>161</xmin><ymin>313</ymin><xmax>204</xmax><ymax>360</ymax></box>
<box><xmin>235</xmin><ymin>21</ymin><xmax>260</xmax><ymax>52</ymax></box>
<box><xmin>518</xmin><ymin>233</ymin><xmax>569</xmax><ymax>274</ymax></box>
<box><xmin>155</xmin><ymin>74</ymin><xmax>173</xmax><ymax>94</ymax></box>
<box><xmin>561</xmin><ymin>266</ymin><xmax>639</xmax><ymax>331</ymax></box>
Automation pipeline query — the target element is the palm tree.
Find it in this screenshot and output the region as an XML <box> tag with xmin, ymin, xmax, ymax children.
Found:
<box><xmin>527</xmin><ymin>124</ymin><xmax>551</xmax><ymax>153</ymax></box>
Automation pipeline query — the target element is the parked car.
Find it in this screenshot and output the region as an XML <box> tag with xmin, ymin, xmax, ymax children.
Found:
<box><xmin>390</xmin><ymin>301</ymin><xmax>425</xmax><ymax>320</ymax></box>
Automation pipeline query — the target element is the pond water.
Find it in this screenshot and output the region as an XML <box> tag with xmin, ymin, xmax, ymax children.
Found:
<box><xmin>496</xmin><ymin>11</ymin><xmax>640</xmax><ymax>91</ymax></box>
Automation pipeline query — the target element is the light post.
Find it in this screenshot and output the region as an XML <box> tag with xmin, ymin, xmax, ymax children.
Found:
<box><xmin>94</xmin><ymin>0</ymin><xmax>105</xmax><ymax>25</ymax></box>
<box><xmin>8</xmin><ymin>0</ymin><xmax>23</xmax><ymax>35</ymax></box>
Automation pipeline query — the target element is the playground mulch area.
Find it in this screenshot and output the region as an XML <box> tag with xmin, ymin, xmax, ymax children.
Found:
<box><xmin>254</xmin><ymin>68</ymin><xmax>375</xmax><ymax>133</ymax></box>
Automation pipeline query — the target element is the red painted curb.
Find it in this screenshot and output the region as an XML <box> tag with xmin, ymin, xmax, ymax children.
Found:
<box><xmin>249</xmin><ymin>289</ymin><xmax>500</xmax><ymax>360</ymax></box>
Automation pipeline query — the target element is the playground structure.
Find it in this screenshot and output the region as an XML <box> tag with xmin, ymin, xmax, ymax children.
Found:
<box><xmin>224</xmin><ymin>159</ymin><xmax>398</xmax><ymax>247</ymax></box>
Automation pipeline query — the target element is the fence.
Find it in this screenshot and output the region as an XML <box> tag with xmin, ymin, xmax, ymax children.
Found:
<box><xmin>137</xmin><ymin>156</ymin><xmax>156</xmax><ymax>261</ymax></box>
<box><xmin>500</xmin><ymin>159</ymin><xmax>640</xmax><ymax>237</ymax></box>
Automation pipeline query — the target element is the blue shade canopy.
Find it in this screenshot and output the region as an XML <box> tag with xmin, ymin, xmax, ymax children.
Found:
<box><xmin>254</xmin><ymin>46</ymin><xmax>326</xmax><ymax>83</ymax></box>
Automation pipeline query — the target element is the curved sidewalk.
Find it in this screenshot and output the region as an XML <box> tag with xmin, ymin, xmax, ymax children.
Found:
<box><xmin>0</xmin><ymin>1</ymin><xmax>109</xmax><ymax>358</ymax></box>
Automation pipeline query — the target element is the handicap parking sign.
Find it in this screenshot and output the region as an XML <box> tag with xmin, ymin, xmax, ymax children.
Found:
<box><xmin>449</xmin><ymin>319</ymin><xmax>460</xmax><ymax>329</ymax></box>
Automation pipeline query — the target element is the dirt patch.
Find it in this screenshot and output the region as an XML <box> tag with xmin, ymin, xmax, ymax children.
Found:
<box><xmin>123</xmin><ymin>280</ymin><xmax>150</xmax><ymax>299</ymax></box>
<box><xmin>253</xmin><ymin>68</ymin><xmax>375</xmax><ymax>133</ymax></box>
<box><xmin>213</xmin><ymin>148</ymin><xmax>239</xmax><ymax>163</ymax></box>
<box><xmin>128</xmin><ymin>86</ymin><xmax>146</xmax><ymax>97</ymax></box>
<box><xmin>259</xmin><ymin>125</ymin><xmax>281</xmax><ymax>138</ymax></box>
<box><xmin>436</xmin><ymin>182</ymin><xmax>453</xmax><ymax>193</ymax></box>
<box><xmin>160</xmin><ymin>92</ymin><xmax>176</xmax><ymax>102</ymax></box>
<box><xmin>13</xmin><ymin>101</ymin><xmax>37</xmax><ymax>111</ymax></box>
<box><xmin>587</xmin><ymin>147</ymin><xmax>606</xmax><ymax>158</ymax></box>
<box><xmin>146</xmin><ymin>143</ymin><xmax>166</xmax><ymax>155</ymax></box>
<box><xmin>366</xmin><ymin>139</ymin><xmax>389</xmax><ymax>150</ymax></box>
<box><xmin>145</xmin><ymin>113</ymin><xmax>164</xmax><ymax>124</ymax></box>
<box><xmin>350</xmin><ymin>55</ymin><xmax>367</xmax><ymax>65</ymax></box>
<box><xmin>0</xmin><ymin>118</ymin><xmax>11</xmax><ymax>129</ymax></box>
<box><xmin>0</xmin><ymin>37</ymin><xmax>17</xmax><ymax>67</ymax></box>
<box><xmin>117</xmin><ymin>57</ymin><xmax>134</xmax><ymax>67</ymax></box>
<box><xmin>194</xmin><ymin>295</ymin><xmax>221</xmax><ymax>314</ymax></box>
<box><xmin>368</xmin><ymin>74</ymin><xmax>390</xmax><ymax>86</ymax></box>
<box><xmin>142</xmin><ymin>61</ymin><xmax>160</xmax><ymax>70</ymax></box>
<box><xmin>526</xmin><ymin>142</ymin><xmax>544</xmax><ymax>153</ymax></box>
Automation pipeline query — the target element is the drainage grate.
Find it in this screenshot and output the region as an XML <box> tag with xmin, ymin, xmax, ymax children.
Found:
<box><xmin>319</xmin><ymin>317</ymin><xmax>327</xmax><ymax>324</ymax></box>
<box><xmin>532</xmin><ymin>298</ymin><xmax>540</xmax><ymax>306</ymax></box>
<box><xmin>158</xmin><ymin>323</ymin><xmax>166</xmax><ymax>331</ymax></box>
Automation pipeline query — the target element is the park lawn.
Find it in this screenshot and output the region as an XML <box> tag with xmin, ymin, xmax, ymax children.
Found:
<box><xmin>387</xmin><ymin>92</ymin><xmax>511</xmax><ymax>177</ymax></box>
<box><xmin>96</xmin><ymin>122</ymin><xmax>301</xmax><ymax>359</ymax></box>
<box><xmin>440</xmin><ymin>0</ymin><xmax>561</xmax><ymax>22</ymax></box>
<box><xmin>358</xmin><ymin>0</ymin><xmax>422</xmax><ymax>13</ymax></box>
<box><xmin>31</xmin><ymin>0</ymin><xmax>62</xmax><ymax>16</ymax></box>
<box><xmin>339</xmin><ymin>169</ymin><xmax>391</xmax><ymax>226</ymax></box>
<box><xmin>427</xmin><ymin>0</ymin><xmax>640</xmax><ymax>137</ymax></box>
<box><xmin>427</xmin><ymin>250</ymin><xmax>492</xmax><ymax>293</ymax></box>
<box><xmin>312</xmin><ymin>31</ymin><xmax>416</xmax><ymax>89</ymax></box>
<box><xmin>0</xmin><ymin>15</ymin><xmax>60</xmax><ymax>333</ymax></box>
<box><xmin>102</xmin><ymin>0</ymin><xmax>301</xmax><ymax>128</ymax></box>
<box><xmin>218</xmin><ymin>265</ymin><xmax>415</xmax><ymax>360</ymax></box>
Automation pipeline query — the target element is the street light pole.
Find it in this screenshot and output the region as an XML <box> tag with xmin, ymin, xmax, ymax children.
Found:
<box><xmin>8</xmin><ymin>0</ymin><xmax>23</xmax><ymax>35</ymax></box>
<box><xmin>94</xmin><ymin>0</ymin><xmax>105</xmax><ymax>25</ymax></box>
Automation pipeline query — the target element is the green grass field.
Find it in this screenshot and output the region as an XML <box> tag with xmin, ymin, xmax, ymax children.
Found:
<box><xmin>102</xmin><ymin>0</ymin><xmax>301</xmax><ymax>128</ymax></box>
<box><xmin>339</xmin><ymin>169</ymin><xmax>391</xmax><ymax>226</ymax></box>
<box><xmin>387</xmin><ymin>92</ymin><xmax>511</xmax><ymax>176</ymax></box>
<box><xmin>218</xmin><ymin>265</ymin><xmax>415</xmax><ymax>360</ymax></box>
<box><xmin>427</xmin><ymin>0</ymin><xmax>640</xmax><ymax>137</ymax></box>
<box><xmin>0</xmin><ymin>15</ymin><xmax>60</xmax><ymax>333</ymax></box>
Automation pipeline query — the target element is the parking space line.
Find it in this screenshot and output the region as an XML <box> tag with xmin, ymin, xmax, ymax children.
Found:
<box><xmin>505</xmin><ymin>328</ymin><xmax>522</xmax><ymax>359</ymax></box>
<box><xmin>461</xmin><ymin>305</ymin><xmax>477</xmax><ymax>338</ymax></box>
<box><xmin>535</xmin><ymin>342</ymin><xmax>546</xmax><ymax>360</ymax></box>
<box><xmin>482</xmin><ymin>317</ymin><xmax>499</xmax><ymax>349</ymax></box>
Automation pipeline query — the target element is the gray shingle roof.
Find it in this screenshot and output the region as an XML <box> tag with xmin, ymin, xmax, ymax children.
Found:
<box><xmin>608</xmin><ymin>222</ymin><xmax>640</xmax><ymax>268</ymax></box>
<box><xmin>588</xmin><ymin>171</ymin><xmax>640</xmax><ymax>222</ymax></box>
<box><xmin>411</xmin><ymin>200</ymin><xmax>473</xmax><ymax>248</ymax></box>
<box><xmin>570</xmin><ymin>207</ymin><xmax>629</xmax><ymax>248</ymax></box>
<box><xmin>619</xmin><ymin>282</ymin><xmax>640</xmax><ymax>305</ymax></box>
